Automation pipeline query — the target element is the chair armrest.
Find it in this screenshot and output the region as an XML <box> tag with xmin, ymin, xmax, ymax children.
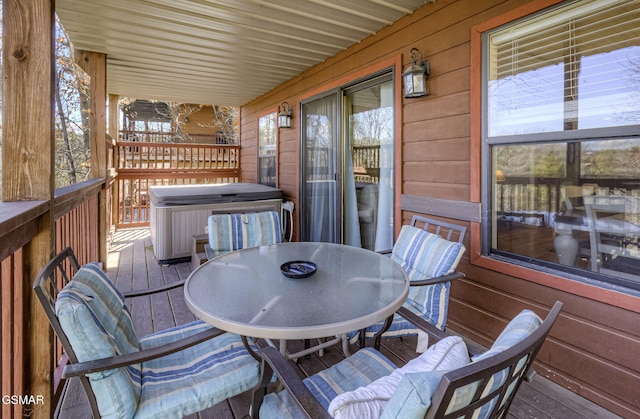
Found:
<box><xmin>376</xmin><ymin>249</ymin><xmax>392</xmax><ymax>255</ymax></box>
<box><xmin>62</xmin><ymin>327</ymin><xmax>225</xmax><ymax>378</ymax></box>
<box><xmin>410</xmin><ymin>271</ymin><xmax>464</xmax><ymax>287</ymax></box>
<box><xmin>204</xmin><ymin>244</ymin><xmax>216</xmax><ymax>260</ymax></box>
<box><xmin>252</xmin><ymin>345</ymin><xmax>331</xmax><ymax>419</ymax></box>
<box><xmin>122</xmin><ymin>279</ymin><xmax>186</xmax><ymax>298</ymax></box>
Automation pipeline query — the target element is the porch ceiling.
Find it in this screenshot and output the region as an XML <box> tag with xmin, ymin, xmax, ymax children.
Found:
<box><xmin>56</xmin><ymin>0</ymin><xmax>433</xmax><ymax>106</ymax></box>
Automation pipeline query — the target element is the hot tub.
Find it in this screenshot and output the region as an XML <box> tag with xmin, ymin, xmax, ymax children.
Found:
<box><xmin>149</xmin><ymin>183</ymin><xmax>283</xmax><ymax>263</ymax></box>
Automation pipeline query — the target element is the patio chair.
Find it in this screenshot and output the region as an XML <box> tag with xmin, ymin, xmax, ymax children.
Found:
<box><xmin>205</xmin><ymin>210</ymin><xmax>282</xmax><ymax>260</ymax></box>
<box><xmin>254</xmin><ymin>301</ymin><xmax>563</xmax><ymax>419</ymax></box>
<box><xmin>350</xmin><ymin>215</ymin><xmax>467</xmax><ymax>350</ymax></box>
<box><xmin>34</xmin><ymin>247</ymin><xmax>260</xmax><ymax>418</ymax></box>
<box><xmin>582</xmin><ymin>196</ymin><xmax>640</xmax><ymax>274</ymax></box>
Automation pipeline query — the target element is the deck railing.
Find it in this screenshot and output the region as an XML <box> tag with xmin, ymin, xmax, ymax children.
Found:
<box><xmin>115</xmin><ymin>141</ymin><xmax>241</xmax><ymax>227</ymax></box>
<box><xmin>495</xmin><ymin>177</ymin><xmax>640</xmax><ymax>226</ymax></box>
<box><xmin>352</xmin><ymin>144</ymin><xmax>380</xmax><ymax>183</ymax></box>
<box><xmin>0</xmin><ymin>178</ymin><xmax>107</xmax><ymax>417</ymax></box>
<box><xmin>119</xmin><ymin>130</ymin><xmax>236</xmax><ymax>144</ymax></box>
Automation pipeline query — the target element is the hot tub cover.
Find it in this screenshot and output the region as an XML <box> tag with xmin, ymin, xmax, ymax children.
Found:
<box><xmin>149</xmin><ymin>183</ymin><xmax>283</xmax><ymax>207</ymax></box>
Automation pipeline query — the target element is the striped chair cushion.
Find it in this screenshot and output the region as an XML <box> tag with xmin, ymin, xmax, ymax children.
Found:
<box><xmin>136</xmin><ymin>321</ymin><xmax>260</xmax><ymax>418</ymax></box>
<box><xmin>259</xmin><ymin>348</ymin><xmax>396</xmax><ymax>418</ymax></box>
<box><xmin>56</xmin><ymin>263</ymin><xmax>142</xmax><ymax>418</ymax></box>
<box><xmin>445</xmin><ymin>310</ymin><xmax>542</xmax><ymax>419</ymax></box>
<box><xmin>57</xmin><ymin>264</ymin><xmax>261</xmax><ymax>418</ymax></box>
<box><xmin>351</xmin><ymin>225</ymin><xmax>465</xmax><ymax>343</ymax></box>
<box><xmin>208</xmin><ymin>211</ymin><xmax>282</xmax><ymax>255</ymax></box>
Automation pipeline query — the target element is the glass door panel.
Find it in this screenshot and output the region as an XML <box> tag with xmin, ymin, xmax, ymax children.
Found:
<box><xmin>344</xmin><ymin>80</ymin><xmax>394</xmax><ymax>251</ymax></box>
<box><xmin>300</xmin><ymin>93</ymin><xmax>340</xmax><ymax>242</ymax></box>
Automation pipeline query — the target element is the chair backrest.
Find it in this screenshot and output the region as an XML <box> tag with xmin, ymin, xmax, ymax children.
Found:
<box><xmin>391</xmin><ymin>223</ymin><xmax>466</xmax><ymax>329</ymax></box>
<box><xmin>425</xmin><ymin>301</ymin><xmax>563</xmax><ymax>419</ymax></box>
<box><xmin>584</xmin><ymin>195</ymin><xmax>629</xmax><ymax>271</ymax></box>
<box><xmin>34</xmin><ymin>247</ymin><xmax>142</xmax><ymax>418</ymax></box>
<box><xmin>207</xmin><ymin>211</ymin><xmax>282</xmax><ymax>257</ymax></box>
<box><xmin>410</xmin><ymin>215</ymin><xmax>466</xmax><ymax>244</ymax></box>
<box><xmin>563</xmin><ymin>183</ymin><xmax>598</xmax><ymax>211</ymax></box>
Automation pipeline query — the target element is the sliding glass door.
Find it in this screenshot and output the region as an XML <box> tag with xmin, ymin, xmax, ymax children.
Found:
<box><xmin>300</xmin><ymin>93</ymin><xmax>340</xmax><ymax>243</ymax></box>
<box><xmin>300</xmin><ymin>72</ymin><xmax>395</xmax><ymax>250</ymax></box>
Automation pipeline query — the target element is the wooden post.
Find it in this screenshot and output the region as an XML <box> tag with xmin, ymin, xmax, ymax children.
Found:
<box><xmin>109</xmin><ymin>94</ymin><xmax>120</xmax><ymax>236</ymax></box>
<box><xmin>78</xmin><ymin>51</ymin><xmax>109</xmax><ymax>266</ymax></box>
<box><xmin>2</xmin><ymin>0</ymin><xmax>55</xmax><ymax>418</ymax></box>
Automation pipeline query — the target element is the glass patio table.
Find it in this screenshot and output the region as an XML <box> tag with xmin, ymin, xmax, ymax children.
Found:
<box><xmin>184</xmin><ymin>241</ymin><xmax>409</xmax><ymax>359</ymax></box>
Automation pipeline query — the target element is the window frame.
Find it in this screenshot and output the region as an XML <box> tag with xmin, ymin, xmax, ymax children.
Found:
<box><xmin>470</xmin><ymin>0</ymin><xmax>640</xmax><ymax>304</ymax></box>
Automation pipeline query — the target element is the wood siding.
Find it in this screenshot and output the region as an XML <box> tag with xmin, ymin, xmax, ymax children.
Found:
<box><xmin>239</xmin><ymin>0</ymin><xmax>640</xmax><ymax>416</ymax></box>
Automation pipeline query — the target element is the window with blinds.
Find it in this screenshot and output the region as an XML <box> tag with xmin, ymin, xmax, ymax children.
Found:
<box><xmin>486</xmin><ymin>0</ymin><xmax>640</xmax><ymax>137</ymax></box>
<box><xmin>482</xmin><ymin>0</ymin><xmax>640</xmax><ymax>292</ymax></box>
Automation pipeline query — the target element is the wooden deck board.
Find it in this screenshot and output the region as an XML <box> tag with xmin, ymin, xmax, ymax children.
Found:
<box><xmin>55</xmin><ymin>227</ymin><xmax>620</xmax><ymax>419</ymax></box>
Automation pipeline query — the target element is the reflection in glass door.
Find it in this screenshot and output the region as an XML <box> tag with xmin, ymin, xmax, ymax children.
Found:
<box><xmin>344</xmin><ymin>79</ymin><xmax>394</xmax><ymax>251</ymax></box>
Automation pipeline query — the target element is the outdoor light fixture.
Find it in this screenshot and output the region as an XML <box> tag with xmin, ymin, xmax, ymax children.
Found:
<box><xmin>402</xmin><ymin>48</ymin><xmax>430</xmax><ymax>98</ymax></box>
<box><xmin>278</xmin><ymin>102</ymin><xmax>293</xmax><ymax>128</ymax></box>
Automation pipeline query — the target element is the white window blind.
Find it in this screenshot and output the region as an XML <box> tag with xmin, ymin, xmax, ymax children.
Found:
<box><xmin>487</xmin><ymin>0</ymin><xmax>640</xmax><ymax>137</ymax></box>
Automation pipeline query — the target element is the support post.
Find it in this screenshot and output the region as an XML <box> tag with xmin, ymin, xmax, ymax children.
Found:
<box><xmin>2</xmin><ymin>0</ymin><xmax>55</xmax><ymax>417</ymax></box>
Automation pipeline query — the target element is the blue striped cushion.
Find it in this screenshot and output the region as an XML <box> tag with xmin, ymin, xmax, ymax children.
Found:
<box><xmin>56</xmin><ymin>263</ymin><xmax>141</xmax><ymax>418</ymax></box>
<box><xmin>351</xmin><ymin>226</ymin><xmax>465</xmax><ymax>343</ymax></box>
<box><xmin>259</xmin><ymin>348</ymin><xmax>396</xmax><ymax>418</ymax></box>
<box><xmin>393</xmin><ymin>225</ymin><xmax>464</xmax><ymax>327</ymax></box>
<box><xmin>57</xmin><ymin>265</ymin><xmax>261</xmax><ymax>418</ymax></box>
<box><xmin>208</xmin><ymin>211</ymin><xmax>282</xmax><ymax>253</ymax></box>
<box><xmin>472</xmin><ymin>310</ymin><xmax>542</xmax><ymax>363</ymax></box>
<box><xmin>454</xmin><ymin>309</ymin><xmax>542</xmax><ymax>418</ymax></box>
<box><xmin>136</xmin><ymin>322</ymin><xmax>260</xmax><ymax>418</ymax></box>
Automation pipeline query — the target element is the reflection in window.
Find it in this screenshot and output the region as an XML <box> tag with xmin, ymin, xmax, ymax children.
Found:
<box><xmin>488</xmin><ymin>0</ymin><xmax>640</xmax><ymax>136</ymax></box>
<box><xmin>55</xmin><ymin>17</ymin><xmax>92</xmax><ymax>187</ymax></box>
<box><xmin>258</xmin><ymin>112</ymin><xmax>277</xmax><ymax>187</ymax></box>
<box><xmin>485</xmin><ymin>0</ymin><xmax>640</xmax><ymax>291</ymax></box>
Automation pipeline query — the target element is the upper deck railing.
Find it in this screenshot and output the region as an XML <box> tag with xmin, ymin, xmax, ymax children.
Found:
<box><xmin>115</xmin><ymin>139</ymin><xmax>241</xmax><ymax>227</ymax></box>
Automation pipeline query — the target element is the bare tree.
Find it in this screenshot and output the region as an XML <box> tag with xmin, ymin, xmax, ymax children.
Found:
<box><xmin>54</xmin><ymin>17</ymin><xmax>92</xmax><ymax>187</ymax></box>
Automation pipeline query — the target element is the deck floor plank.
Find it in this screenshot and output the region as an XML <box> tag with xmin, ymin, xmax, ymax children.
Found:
<box><xmin>55</xmin><ymin>227</ymin><xmax>619</xmax><ymax>418</ymax></box>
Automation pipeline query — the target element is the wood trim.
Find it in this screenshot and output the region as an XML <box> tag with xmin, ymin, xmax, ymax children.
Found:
<box><xmin>470</xmin><ymin>251</ymin><xmax>640</xmax><ymax>314</ymax></box>
<box><xmin>401</xmin><ymin>194</ymin><xmax>480</xmax><ymax>223</ymax></box>
<box><xmin>53</xmin><ymin>178</ymin><xmax>104</xmax><ymax>221</ymax></box>
<box><xmin>0</xmin><ymin>201</ymin><xmax>49</xmax><ymax>245</ymax></box>
<box><xmin>0</xmin><ymin>216</ymin><xmax>42</xmax><ymax>263</ymax></box>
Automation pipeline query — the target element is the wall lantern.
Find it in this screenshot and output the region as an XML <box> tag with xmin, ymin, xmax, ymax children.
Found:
<box><xmin>402</xmin><ymin>48</ymin><xmax>430</xmax><ymax>98</ymax></box>
<box><xmin>278</xmin><ymin>102</ymin><xmax>293</xmax><ymax>128</ymax></box>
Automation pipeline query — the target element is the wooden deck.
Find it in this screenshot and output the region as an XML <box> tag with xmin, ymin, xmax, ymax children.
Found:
<box><xmin>56</xmin><ymin>227</ymin><xmax>620</xmax><ymax>419</ymax></box>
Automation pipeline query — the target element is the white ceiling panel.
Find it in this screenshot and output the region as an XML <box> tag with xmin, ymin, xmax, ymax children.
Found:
<box><xmin>56</xmin><ymin>0</ymin><xmax>433</xmax><ymax>105</ymax></box>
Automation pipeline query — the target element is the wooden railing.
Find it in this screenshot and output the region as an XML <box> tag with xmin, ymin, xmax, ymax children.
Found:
<box><xmin>115</xmin><ymin>141</ymin><xmax>241</xmax><ymax>227</ymax></box>
<box><xmin>353</xmin><ymin>145</ymin><xmax>380</xmax><ymax>183</ymax></box>
<box><xmin>495</xmin><ymin>178</ymin><xmax>640</xmax><ymax>226</ymax></box>
<box><xmin>119</xmin><ymin>130</ymin><xmax>236</xmax><ymax>144</ymax></box>
<box><xmin>0</xmin><ymin>178</ymin><xmax>107</xmax><ymax>417</ymax></box>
